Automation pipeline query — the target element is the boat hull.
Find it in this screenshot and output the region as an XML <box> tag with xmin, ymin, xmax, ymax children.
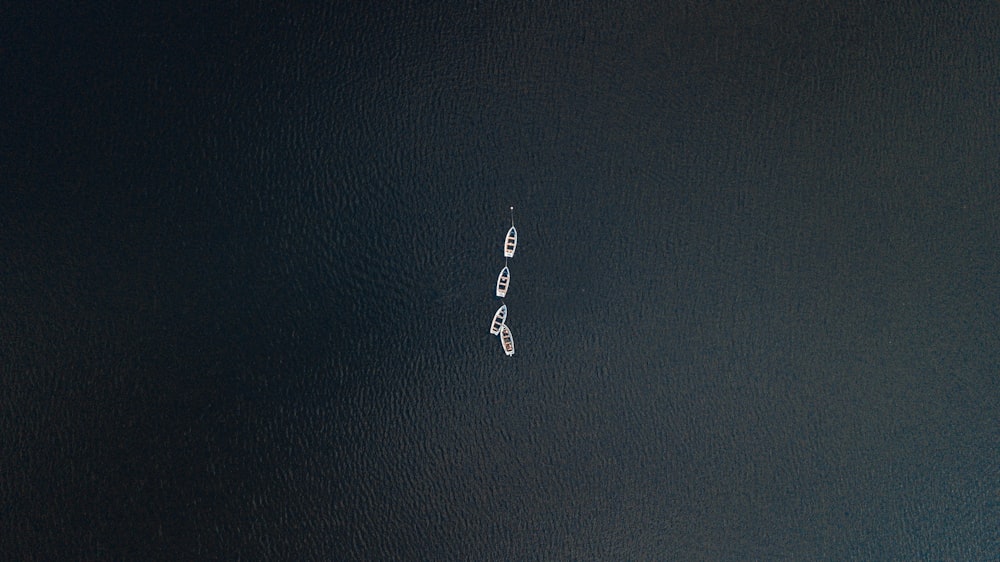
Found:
<box><xmin>500</xmin><ymin>324</ymin><xmax>515</xmax><ymax>355</ymax></box>
<box><xmin>490</xmin><ymin>304</ymin><xmax>507</xmax><ymax>335</ymax></box>
<box><xmin>495</xmin><ymin>266</ymin><xmax>510</xmax><ymax>298</ymax></box>
<box><xmin>504</xmin><ymin>226</ymin><xmax>517</xmax><ymax>258</ymax></box>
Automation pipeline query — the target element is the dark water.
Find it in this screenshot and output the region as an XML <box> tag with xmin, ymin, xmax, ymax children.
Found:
<box><xmin>3</xmin><ymin>2</ymin><xmax>999</xmax><ymax>559</ymax></box>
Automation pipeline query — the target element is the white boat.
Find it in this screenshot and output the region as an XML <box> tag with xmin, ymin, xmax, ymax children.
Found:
<box><xmin>500</xmin><ymin>324</ymin><xmax>515</xmax><ymax>356</ymax></box>
<box><xmin>504</xmin><ymin>225</ymin><xmax>517</xmax><ymax>257</ymax></box>
<box><xmin>504</xmin><ymin>206</ymin><xmax>517</xmax><ymax>258</ymax></box>
<box><xmin>495</xmin><ymin>264</ymin><xmax>510</xmax><ymax>298</ymax></box>
<box><xmin>489</xmin><ymin>304</ymin><xmax>507</xmax><ymax>335</ymax></box>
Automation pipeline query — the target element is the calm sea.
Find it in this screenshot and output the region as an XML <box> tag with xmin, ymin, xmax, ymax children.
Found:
<box><xmin>3</xmin><ymin>2</ymin><xmax>998</xmax><ymax>559</ymax></box>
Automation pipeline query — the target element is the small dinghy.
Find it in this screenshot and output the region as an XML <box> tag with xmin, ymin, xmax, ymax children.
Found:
<box><xmin>504</xmin><ymin>206</ymin><xmax>517</xmax><ymax>258</ymax></box>
<box><xmin>489</xmin><ymin>304</ymin><xmax>507</xmax><ymax>335</ymax></box>
<box><xmin>500</xmin><ymin>324</ymin><xmax>515</xmax><ymax>356</ymax></box>
<box><xmin>495</xmin><ymin>263</ymin><xmax>510</xmax><ymax>298</ymax></box>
